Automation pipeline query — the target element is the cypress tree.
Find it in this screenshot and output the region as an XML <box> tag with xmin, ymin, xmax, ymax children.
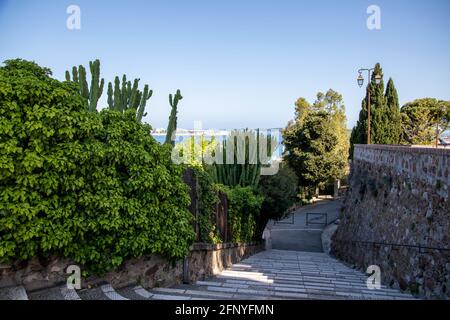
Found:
<box><xmin>350</xmin><ymin>96</ymin><xmax>368</xmax><ymax>155</ymax></box>
<box><xmin>383</xmin><ymin>78</ymin><xmax>402</xmax><ymax>144</ymax></box>
<box><xmin>369</xmin><ymin>63</ymin><xmax>385</xmax><ymax>144</ymax></box>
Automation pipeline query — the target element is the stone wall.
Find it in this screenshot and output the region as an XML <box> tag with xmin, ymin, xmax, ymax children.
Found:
<box><xmin>0</xmin><ymin>242</ymin><xmax>263</xmax><ymax>292</ymax></box>
<box><xmin>331</xmin><ymin>145</ymin><xmax>450</xmax><ymax>299</ymax></box>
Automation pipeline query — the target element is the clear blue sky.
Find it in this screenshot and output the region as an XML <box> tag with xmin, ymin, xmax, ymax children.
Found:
<box><xmin>1</xmin><ymin>0</ymin><xmax>449</xmax><ymax>130</ymax></box>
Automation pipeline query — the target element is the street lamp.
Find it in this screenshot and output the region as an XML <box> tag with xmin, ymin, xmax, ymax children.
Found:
<box><xmin>357</xmin><ymin>73</ymin><xmax>364</xmax><ymax>87</ymax></box>
<box><xmin>357</xmin><ymin>68</ymin><xmax>382</xmax><ymax>145</ymax></box>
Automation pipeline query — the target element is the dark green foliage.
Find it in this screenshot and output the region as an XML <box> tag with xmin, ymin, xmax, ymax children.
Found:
<box><xmin>285</xmin><ymin>112</ymin><xmax>339</xmax><ymax>188</ymax></box>
<box><xmin>165</xmin><ymin>90</ymin><xmax>183</xmax><ymax>146</ymax></box>
<box><xmin>400</xmin><ymin>98</ymin><xmax>450</xmax><ymax>145</ymax></box>
<box><xmin>218</xmin><ymin>185</ymin><xmax>263</xmax><ymax>243</ymax></box>
<box><xmin>0</xmin><ymin>59</ymin><xmax>195</xmax><ymax>273</ymax></box>
<box><xmin>284</xmin><ymin>90</ymin><xmax>349</xmax><ymax>192</ymax></box>
<box><xmin>351</xmin><ymin>63</ymin><xmax>383</xmax><ymax>147</ymax></box>
<box><xmin>191</xmin><ymin>166</ymin><xmax>222</xmax><ymax>244</ymax></box>
<box><xmin>65</xmin><ymin>59</ymin><xmax>104</xmax><ymax>112</ymax></box>
<box><xmin>196</xmin><ymin>168</ymin><xmax>220</xmax><ymax>221</ymax></box>
<box><xmin>106</xmin><ymin>75</ymin><xmax>153</xmax><ymax>122</ymax></box>
<box><xmin>257</xmin><ymin>162</ymin><xmax>298</xmax><ymax>237</ymax></box>
<box><xmin>383</xmin><ymin>78</ymin><xmax>402</xmax><ymax>144</ymax></box>
<box><xmin>350</xmin><ymin>64</ymin><xmax>402</xmax><ymax>152</ymax></box>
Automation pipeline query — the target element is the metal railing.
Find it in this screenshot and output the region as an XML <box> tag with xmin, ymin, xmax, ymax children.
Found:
<box><xmin>274</xmin><ymin>213</ymin><xmax>295</xmax><ymax>225</ymax></box>
<box><xmin>306</xmin><ymin>213</ymin><xmax>328</xmax><ymax>226</ymax></box>
<box><xmin>334</xmin><ymin>239</ymin><xmax>450</xmax><ymax>254</ymax></box>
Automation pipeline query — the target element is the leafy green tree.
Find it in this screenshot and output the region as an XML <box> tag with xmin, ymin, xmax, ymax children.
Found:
<box><xmin>0</xmin><ymin>59</ymin><xmax>195</xmax><ymax>273</ymax></box>
<box><xmin>283</xmin><ymin>89</ymin><xmax>349</xmax><ymax>195</ymax></box>
<box><xmin>173</xmin><ymin>136</ymin><xmax>217</xmax><ymax>167</ymax></box>
<box><xmin>400</xmin><ymin>98</ymin><xmax>450</xmax><ymax>145</ymax></box>
<box><xmin>294</xmin><ymin>97</ymin><xmax>311</xmax><ymax>124</ymax></box>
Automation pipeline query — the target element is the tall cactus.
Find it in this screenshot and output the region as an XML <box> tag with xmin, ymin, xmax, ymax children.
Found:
<box><xmin>165</xmin><ymin>90</ymin><xmax>183</xmax><ymax>146</ymax></box>
<box><xmin>106</xmin><ymin>75</ymin><xmax>152</xmax><ymax>121</ymax></box>
<box><xmin>137</xmin><ymin>85</ymin><xmax>151</xmax><ymax>122</ymax></box>
<box><xmin>88</xmin><ymin>60</ymin><xmax>104</xmax><ymax>112</ymax></box>
<box><xmin>210</xmin><ymin>129</ymin><xmax>277</xmax><ymax>189</ymax></box>
<box><xmin>65</xmin><ymin>59</ymin><xmax>104</xmax><ymax>112</ymax></box>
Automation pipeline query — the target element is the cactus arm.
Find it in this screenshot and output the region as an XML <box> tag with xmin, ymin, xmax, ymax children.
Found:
<box><xmin>65</xmin><ymin>70</ymin><xmax>71</xmax><ymax>81</ymax></box>
<box><xmin>121</xmin><ymin>75</ymin><xmax>127</xmax><ymax>111</ymax></box>
<box><xmin>165</xmin><ymin>90</ymin><xmax>183</xmax><ymax>146</ymax></box>
<box><xmin>99</xmin><ymin>78</ymin><xmax>104</xmax><ymax>101</ymax></box>
<box><xmin>107</xmin><ymin>82</ymin><xmax>114</xmax><ymax>109</ymax></box>
<box><xmin>136</xmin><ymin>84</ymin><xmax>151</xmax><ymax>122</ymax></box>
<box><xmin>113</xmin><ymin>76</ymin><xmax>121</xmax><ymax>111</ymax></box>
<box><xmin>129</xmin><ymin>79</ymin><xmax>140</xmax><ymax>110</ymax></box>
<box><xmin>72</xmin><ymin>66</ymin><xmax>78</xmax><ymax>83</ymax></box>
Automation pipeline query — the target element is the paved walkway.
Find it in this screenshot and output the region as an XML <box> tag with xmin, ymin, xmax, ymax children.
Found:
<box><xmin>268</xmin><ymin>200</ymin><xmax>342</xmax><ymax>251</ymax></box>
<box><xmin>0</xmin><ymin>250</ymin><xmax>416</xmax><ymax>300</ymax></box>
<box><xmin>0</xmin><ymin>200</ymin><xmax>417</xmax><ymax>300</ymax></box>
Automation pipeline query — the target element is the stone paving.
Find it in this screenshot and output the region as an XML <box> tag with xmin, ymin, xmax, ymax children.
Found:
<box><xmin>0</xmin><ymin>250</ymin><xmax>418</xmax><ymax>300</ymax></box>
<box><xmin>269</xmin><ymin>200</ymin><xmax>342</xmax><ymax>252</ymax></box>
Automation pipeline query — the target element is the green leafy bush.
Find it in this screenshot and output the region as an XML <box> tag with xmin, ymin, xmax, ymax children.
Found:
<box><xmin>257</xmin><ymin>162</ymin><xmax>298</xmax><ymax>237</ymax></box>
<box><xmin>190</xmin><ymin>165</ymin><xmax>222</xmax><ymax>244</ymax></box>
<box><xmin>0</xmin><ymin>59</ymin><xmax>195</xmax><ymax>273</ymax></box>
<box><xmin>219</xmin><ymin>185</ymin><xmax>263</xmax><ymax>243</ymax></box>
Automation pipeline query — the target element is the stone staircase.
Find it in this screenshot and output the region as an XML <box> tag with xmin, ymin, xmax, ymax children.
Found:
<box><xmin>0</xmin><ymin>250</ymin><xmax>418</xmax><ymax>300</ymax></box>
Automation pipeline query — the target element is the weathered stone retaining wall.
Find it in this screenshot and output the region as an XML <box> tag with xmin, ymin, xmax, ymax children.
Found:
<box><xmin>331</xmin><ymin>145</ymin><xmax>450</xmax><ymax>299</ymax></box>
<box><xmin>0</xmin><ymin>242</ymin><xmax>263</xmax><ymax>292</ymax></box>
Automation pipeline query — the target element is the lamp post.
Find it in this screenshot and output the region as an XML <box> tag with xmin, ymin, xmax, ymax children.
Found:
<box><xmin>357</xmin><ymin>68</ymin><xmax>382</xmax><ymax>144</ymax></box>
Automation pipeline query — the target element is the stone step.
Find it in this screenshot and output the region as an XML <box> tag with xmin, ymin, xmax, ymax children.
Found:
<box><xmin>196</xmin><ymin>284</ymin><xmax>341</xmax><ymax>300</ymax></box>
<box><xmin>194</xmin><ymin>280</ymin><xmax>385</xmax><ymax>299</ymax></box>
<box><xmin>28</xmin><ymin>285</ymin><xmax>81</xmax><ymax>300</ymax></box>
<box><xmin>77</xmin><ymin>283</ymin><xmax>128</xmax><ymax>300</ymax></box>
<box><xmin>148</xmin><ymin>286</ymin><xmax>287</xmax><ymax>300</ymax></box>
<box><xmin>223</xmin><ymin>267</ymin><xmax>369</xmax><ymax>277</ymax></box>
<box><xmin>100</xmin><ymin>284</ymin><xmax>129</xmax><ymax>300</ymax></box>
<box><xmin>0</xmin><ymin>286</ymin><xmax>28</xmax><ymax>300</ymax></box>
<box><xmin>158</xmin><ymin>286</ymin><xmax>265</xmax><ymax>300</ymax></box>
<box><xmin>0</xmin><ymin>249</ymin><xmax>418</xmax><ymax>301</ymax></box>
<box><xmin>116</xmin><ymin>285</ymin><xmax>153</xmax><ymax>300</ymax></box>
<box><xmin>214</xmin><ymin>274</ymin><xmax>370</xmax><ymax>289</ymax></box>
<box><xmin>210</xmin><ymin>275</ymin><xmax>415</xmax><ymax>299</ymax></box>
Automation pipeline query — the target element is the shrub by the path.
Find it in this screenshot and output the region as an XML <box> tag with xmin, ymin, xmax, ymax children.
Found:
<box><xmin>0</xmin><ymin>59</ymin><xmax>195</xmax><ymax>273</ymax></box>
<box><xmin>219</xmin><ymin>185</ymin><xmax>263</xmax><ymax>243</ymax></box>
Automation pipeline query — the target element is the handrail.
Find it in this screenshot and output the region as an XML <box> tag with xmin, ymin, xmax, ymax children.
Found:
<box><xmin>306</xmin><ymin>212</ymin><xmax>327</xmax><ymax>226</ymax></box>
<box><xmin>334</xmin><ymin>239</ymin><xmax>450</xmax><ymax>253</ymax></box>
